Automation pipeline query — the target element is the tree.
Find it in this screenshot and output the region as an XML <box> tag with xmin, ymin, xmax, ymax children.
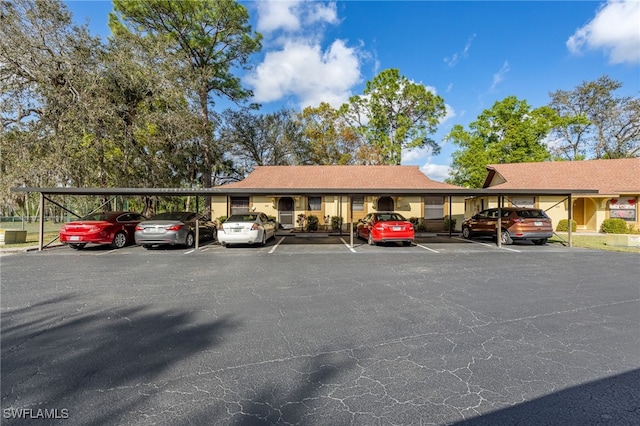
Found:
<box><xmin>219</xmin><ymin>108</ymin><xmax>303</xmax><ymax>174</ymax></box>
<box><xmin>340</xmin><ymin>68</ymin><xmax>446</xmax><ymax>165</ymax></box>
<box><xmin>446</xmin><ymin>96</ymin><xmax>556</xmax><ymax>188</ymax></box>
<box><xmin>0</xmin><ymin>0</ymin><xmax>103</xmax><ymax>194</ymax></box>
<box><xmin>110</xmin><ymin>0</ymin><xmax>262</xmax><ymax>194</ymax></box>
<box><xmin>548</xmin><ymin>76</ymin><xmax>639</xmax><ymax>160</ymax></box>
<box><xmin>297</xmin><ymin>102</ymin><xmax>360</xmax><ymax>165</ymax></box>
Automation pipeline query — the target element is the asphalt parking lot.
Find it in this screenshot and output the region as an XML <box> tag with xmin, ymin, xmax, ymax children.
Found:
<box><xmin>1</xmin><ymin>236</ymin><xmax>639</xmax><ymax>425</ymax></box>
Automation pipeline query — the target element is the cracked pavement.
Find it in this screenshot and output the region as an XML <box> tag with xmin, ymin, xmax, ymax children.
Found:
<box><xmin>1</xmin><ymin>244</ymin><xmax>639</xmax><ymax>425</ymax></box>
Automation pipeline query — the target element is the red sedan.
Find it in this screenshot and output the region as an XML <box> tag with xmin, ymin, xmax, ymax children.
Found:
<box><xmin>356</xmin><ymin>212</ymin><xmax>415</xmax><ymax>246</ymax></box>
<box><xmin>59</xmin><ymin>211</ymin><xmax>146</xmax><ymax>249</ymax></box>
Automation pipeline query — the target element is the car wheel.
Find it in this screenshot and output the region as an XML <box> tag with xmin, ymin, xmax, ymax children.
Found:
<box><xmin>533</xmin><ymin>238</ymin><xmax>548</xmax><ymax>245</ymax></box>
<box><xmin>500</xmin><ymin>230</ymin><xmax>513</xmax><ymax>245</ymax></box>
<box><xmin>111</xmin><ymin>232</ymin><xmax>127</xmax><ymax>249</ymax></box>
<box><xmin>368</xmin><ymin>233</ymin><xmax>375</xmax><ymax>246</ymax></box>
<box><xmin>142</xmin><ymin>244</ymin><xmax>152</xmax><ymax>249</ymax></box>
<box><xmin>462</xmin><ymin>226</ymin><xmax>471</xmax><ymax>239</ymax></box>
<box><xmin>185</xmin><ymin>232</ymin><xmax>195</xmax><ymax>247</ymax></box>
<box><xmin>402</xmin><ymin>241</ymin><xmax>412</xmax><ymax>246</ymax></box>
<box><xmin>70</xmin><ymin>243</ymin><xmax>86</xmax><ymax>250</ymax></box>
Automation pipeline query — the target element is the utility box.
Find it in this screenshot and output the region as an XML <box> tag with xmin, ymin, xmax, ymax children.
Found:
<box><xmin>606</xmin><ymin>234</ymin><xmax>640</xmax><ymax>247</ymax></box>
<box><xmin>0</xmin><ymin>229</ymin><xmax>28</xmax><ymax>245</ymax></box>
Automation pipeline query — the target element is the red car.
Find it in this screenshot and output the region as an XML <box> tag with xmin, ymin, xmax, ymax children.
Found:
<box><xmin>59</xmin><ymin>211</ymin><xmax>146</xmax><ymax>249</ymax></box>
<box><xmin>357</xmin><ymin>212</ymin><xmax>415</xmax><ymax>246</ymax></box>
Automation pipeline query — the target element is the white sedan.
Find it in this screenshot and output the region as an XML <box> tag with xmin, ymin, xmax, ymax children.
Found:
<box><xmin>218</xmin><ymin>212</ymin><xmax>277</xmax><ymax>247</ymax></box>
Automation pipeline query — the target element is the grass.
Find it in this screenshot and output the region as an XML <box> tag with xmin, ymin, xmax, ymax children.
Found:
<box><xmin>549</xmin><ymin>233</ymin><xmax>640</xmax><ymax>254</ymax></box>
<box><xmin>0</xmin><ymin>221</ymin><xmax>63</xmax><ymax>249</ymax></box>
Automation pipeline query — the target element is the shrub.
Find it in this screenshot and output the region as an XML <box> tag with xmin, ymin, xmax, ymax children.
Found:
<box><xmin>416</xmin><ymin>218</ymin><xmax>427</xmax><ymax>232</ymax></box>
<box><xmin>556</xmin><ymin>219</ymin><xmax>577</xmax><ymax>232</ymax></box>
<box><xmin>331</xmin><ymin>216</ymin><xmax>343</xmax><ymax>231</ymax></box>
<box><xmin>306</xmin><ymin>215</ymin><xmax>319</xmax><ymax>231</ymax></box>
<box><xmin>296</xmin><ymin>213</ymin><xmax>307</xmax><ymax>229</ymax></box>
<box><xmin>444</xmin><ymin>215</ymin><xmax>456</xmax><ymax>232</ymax></box>
<box><xmin>216</xmin><ymin>216</ymin><xmax>227</xmax><ymax>228</ymax></box>
<box><xmin>601</xmin><ymin>218</ymin><xmax>629</xmax><ymax>234</ymax></box>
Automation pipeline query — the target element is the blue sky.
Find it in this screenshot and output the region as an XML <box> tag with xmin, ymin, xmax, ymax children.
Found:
<box><xmin>65</xmin><ymin>0</ymin><xmax>640</xmax><ymax>182</ymax></box>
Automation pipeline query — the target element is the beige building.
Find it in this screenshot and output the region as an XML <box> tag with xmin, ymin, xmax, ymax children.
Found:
<box><xmin>469</xmin><ymin>158</ymin><xmax>640</xmax><ymax>232</ymax></box>
<box><xmin>211</xmin><ymin>165</ymin><xmax>466</xmax><ymax>231</ymax></box>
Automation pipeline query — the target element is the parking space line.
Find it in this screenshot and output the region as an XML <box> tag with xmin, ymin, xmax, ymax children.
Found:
<box><xmin>184</xmin><ymin>249</ymin><xmax>195</xmax><ymax>254</ymax></box>
<box><xmin>415</xmin><ymin>244</ymin><xmax>439</xmax><ymax>253</ymax></box>
<box><xmin>339</xmin><ymin>238</ymin><xmax>357</xmax><ymax>253</ymax></box>
<box><xmin>452</xmin><ymin>237</ymin><xmax>521</xmax><ymax>252</ymax></box>
<box><xmin>97</xmin><ymin>249</ymin><xmax>117</xmax><ymax>256</ymax></box>
<box><xmin>268</xmin><ymin>237</ymin><xmax>285</xmax><ymax>253</ymax></box>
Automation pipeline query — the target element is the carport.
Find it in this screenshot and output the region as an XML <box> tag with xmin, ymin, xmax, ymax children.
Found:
<box><xmin>10</xmin><ymin>186</ymin><xmax>597</xmax><ymax>251</ymax></box>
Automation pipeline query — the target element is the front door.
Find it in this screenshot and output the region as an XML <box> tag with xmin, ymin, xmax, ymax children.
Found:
<box><xmin>278</xmin><ymin>197</ymin><xmax>295</xmax><ymax>229</ymax></box>
<box><xmin>378</xmin><ymin>196</ymin><xmax>394</xmax><ymax>211</ymax></box>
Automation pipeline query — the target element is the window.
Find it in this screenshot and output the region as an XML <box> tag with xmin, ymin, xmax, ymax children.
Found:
<box><xmin>307</xmin><ymin>196</ymin><xmax>322</xmax><ymax>211</ymax></box>
<box><xmin>352</xmin><ymin>196</ymin><xmax>364</xmax><ymax>211</ymax></box>
<box><xmin>424</xmin><ymin>196</ymin><xmax>444</xmax><ymax>219</ymax></box>
<box><xmin>511</xmin><ymin>197</ymin><xmax>535</xmax><ymax>208</ymax></box>
<box><xmin>230</xmin><ymin>197</ymin><xmax>250</xmax><ymax>215</ymax></box>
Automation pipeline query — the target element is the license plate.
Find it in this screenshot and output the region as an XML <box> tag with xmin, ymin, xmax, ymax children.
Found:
<box><xmin>232</xmin><ymin>228</ymin><xmax>242</xmax><ymax>233</ymax></box>
<box><xmin>392</xmin><ymin>226</ymin><xmax>402</xmax><ymax>231</ymax></box>
<box><xmin>534</xmin><ymin>221</ymin><xmax>543</xmax><ymax>226</ymax></box>
<box><xmin>69</xmin><ymin>236</ymin><xmax>80</xmax><ymax>241</ymax></box>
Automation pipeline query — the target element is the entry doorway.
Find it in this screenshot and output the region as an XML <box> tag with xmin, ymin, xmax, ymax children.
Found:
<box><xmin>377</xmin><ymin>196</ymin><xmax>394</xmax><ymax>211</ymax></box>
<box><xmin>278</xmin><ymin>197</ymin><xmax>295</xmax><ymax>229</ymax></box>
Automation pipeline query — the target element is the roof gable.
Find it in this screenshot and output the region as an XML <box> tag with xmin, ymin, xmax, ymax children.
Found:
<box><xmin>222</xmin><ymin>165</ymin><xmax>461</xmax><ymax>191</ymax></box>
<box><xmin>483</xmin><ymin>159</ymin><xmax>640</xmax><ymax>194</ymax></box>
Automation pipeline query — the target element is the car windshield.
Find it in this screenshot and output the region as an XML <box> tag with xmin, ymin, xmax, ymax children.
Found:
<box><xmin>150</xmin><ymin>212</ymin><xmax>190</xmax><ymax>221</ymax></box>
<box><xmin>376</xmin><ymin>213</ymin><xmax>406</xmax><ymax>221</ymax></box>
<box><xmin>516</xmin><ymin>210</ymin><xmax>548</xmax><ymax>218</ymax></box>
<box><xmin>227</xmin><ymin>214</ymin><xmax>258</xmax><ymax>222</ymax></box>
<box><xmin>80</xmin><ymin>213</ymin><xmax>115</xmax><ymax>221</ymax></box>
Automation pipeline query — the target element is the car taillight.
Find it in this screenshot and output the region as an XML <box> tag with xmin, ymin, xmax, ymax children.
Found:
<box><xmin>165</xmin><ymin>224</ymin><xmax>183</xmax><ymax>231</ymax></box>
<box><xmin>135</xmin><ymin>224</ymin><xmax>144</xmax><ymax>231</ymax></box>
<box><xmin>512</xmin><ymin>218</ymin><xmax>525</xmax><ymax>223</ymax></box>
<box><xmin>374</xmin><ymin>226</ymin><xmax>385</xmax><ymax>231</ymax></box>
<box><xmin>251</xmin><ymin>223</ymin><xmax>260</xmax><ymax>231</ymax></box>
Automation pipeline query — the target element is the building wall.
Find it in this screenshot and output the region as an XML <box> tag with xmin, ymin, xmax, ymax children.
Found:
<box><xmin>211</xmin><ymin>194</ymin><xmax>467</xmax><ymax>231</ymax></box>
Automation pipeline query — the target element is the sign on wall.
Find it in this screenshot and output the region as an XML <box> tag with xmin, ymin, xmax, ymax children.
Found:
<box><xmin>609</xmin><ymin>198</ymin><xmax>637</xmax><ymax>221</ymax></box>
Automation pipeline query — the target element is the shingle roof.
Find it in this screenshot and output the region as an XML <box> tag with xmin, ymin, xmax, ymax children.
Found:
<box><xmin>483</xmin><ymin>158</ymin><xmax>640</xmax><ymax>194</ymax></box>
<box><xmin>222</xmin><ymin>165</ymin><xmax>461</xmax><ymax>191</ymax></box>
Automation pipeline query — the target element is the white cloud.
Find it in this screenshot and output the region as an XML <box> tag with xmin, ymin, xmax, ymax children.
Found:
<box><xmin>444</xmin><ymin>34</ymin><xmax>476</xmax><ymax>67</ymax></box>
<box><xmin>305</xmin><ymin>2</ymin><xmax>338</xmax><ymax>26</ymax></box>
<box><xmin>247</xmin><ymin>1</ymin><xmax>362</xmax><ymax>109</ymax></box>
<box><xmin>490</xmin><ymin>61</ymin><xmax>510</xmax><ymax>90</ymax></box>
<box><xmin>256</xmin><ymin>1</ymin><xmax>338</xmax><ymax>34</ymax></box>
<box><xmin>567</xmin><ymin>0</ymin><xmax>640</xmax><ymax>64</ymax></box>
<box><xmin>420</xmin><ymin>162</ymin><xmax>451</xmax><ymax>182</ymax></box>
<box><xmin>246</xmin><ymin>39</ymin><xmax>361</xmax><ymax>108</ymax></box>
<box><xmin>256</xmin><ymin>1</ymin><xmax>301</xmax><ymax>33</ymax></box>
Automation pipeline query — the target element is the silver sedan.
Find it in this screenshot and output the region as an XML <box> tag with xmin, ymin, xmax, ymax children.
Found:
<box><xmin>218</xmin><ymin>212</ymin><xmax>277</xmax><ymax>247</ymax></box>
<box><xmin>134</xmin><ymin>212</ymin><xmax>216</xmax><ymax>248</ymax></box>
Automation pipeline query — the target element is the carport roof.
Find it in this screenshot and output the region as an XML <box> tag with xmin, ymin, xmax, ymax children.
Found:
<box><xmin>483</xmin><ymin>158</ymin><xmax>640</xmax><ymax>195</ymax></box>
